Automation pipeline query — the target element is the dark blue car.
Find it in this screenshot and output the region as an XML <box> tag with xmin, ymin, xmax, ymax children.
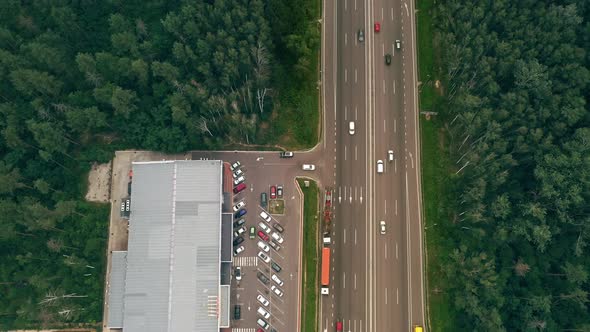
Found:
<box><xmin>234</xmin><ymin>209</ymin><xmax>247</xmax><ymax>218</ymax></box>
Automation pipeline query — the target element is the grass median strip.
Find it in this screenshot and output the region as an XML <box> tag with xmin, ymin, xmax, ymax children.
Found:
<box><xmin>297</xmin><ymin>179</ymin><xmax>319</xmax><ymax>332</ymax></box>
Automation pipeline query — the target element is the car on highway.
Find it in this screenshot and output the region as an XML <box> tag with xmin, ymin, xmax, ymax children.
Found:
<box><xmin>258</xmin><ymin>251</ymin><xmax>271</xmax><ymax>263</ymax></box>
<box><xmin>232</xmin><ymin>169</ymin><xmax>244</xmax><ymax>178</ymax></box>
<box><xmin>272</xmin><ymin>274</ymin><xmax>284</xmax><ymax>286</ymax></box>
<box><xmin>270</xmin><ymin>185</ymin><xmax>277</xmax><ymax>199</ymax></box>
<box><xmin>258</xmin><ymin>230</ymin><xmax>270</xmax><ymax>241</ymax></box>
<box><xmin>230</xmin><ymin>161</ymin><xmax>241</xmax><ymax>171</ymax></box>
<box><xmin>271</xmin><ymin>232</ymin><xmax>284</xmax><ymax>244</ymax></box>
<box><xmin>233</xmin><ymin>176</ymin><xmax>245</xmax><ymax>186</ymax></box>
<box><xmin>233</xmin><ymin>183</ymin><xmax>247</xmax><ymax>194</ymax></box>
<box><xmin>414</xmin><ymin>326</ymin><xmax>423</xmax><ymax>332</ymax></box>
<box><xmin>232</xmin><ymin>201</ymin><xmax>245</xmax><ymax>212</ymax></box>
<box><xmin>233</xmin><ymin>236</ymin><xmax>244</xmax><ymax>246</ymax></box>
<box><xmin>233</xmin><ymin>245</ymin><xmax>244</xmax><ymax>256</ymax></box>
<box><xmin>269</xmin><ymin>240</ymin><xmax>281</xmax><ymax>251</ymax></box>
<box><xmin>374</xmin><ymin>22</ymin><xmax>380</xmax><ymax>32</ymax></box>
<box><xmin>271</xmin><ymin>262</ymin><xmax>282</xmax><ymax>273</ymax></box>
<box><xmin>257</xmin><ymin>294</ymin><xmax>270</xmax><ymax>307</ymax></box>
<box><xmin>249</xmin><ymin>226</ymin><xmax>256</xmax><ymax>239</ymax></box>
<box><xmin>260</xmin><ymin>192</ymin><xmax>268</xmax><ymax>208</ymax></box>
<box><xmin>235</xmin><ymin>209</ymin><xmax>247</xmax><ymax>218</ymax></box>
<box><xmin>396</xmin><ymin>39</ymin><xmax>401</xmax><ymax>49</ymax></box>
<box><xmin>260</xmin><ymin>211</ymin><xmax>272</xmax><ymax>222</ymax></box>
<box><xmin>257</xmin><ymin>307</ymin><xmax>270</xmax><ymax>319</ymax></box>
<box><xmin>349</xmin><ymin>121</ymin><xmax>355</xmax><ymax>135</ymax></box>
<box><xmin>235</xmin><ymin>266</ymin><xmax>242</xmax><ymax>281</ymax></box>
<box><xmin>385</xmin><ymin>53</ymin><xmax>392</xmax><ymax>65</ymax></box>
<box><xmin>273</xmin><ymin>223</ymin><xmax>284</xmax><ymax>233</ymax></box>
<box><xmin>380</xmin><ymin>221</ymin><xmax>386</xmax><ymax>235</ymax></box>
<box><xmin>257</xmin><ymin>271</ymin><xmax>270</xmax><ymax>284</ymax></box>
<box><xmin>302</xmin><ymin>164</ymin><xmax>316</xmax><ymax>171</ymax></box>
<box><xmin>257</xmin><ymin>318</ymin><xmax>270</xmax><ymax>329</ymax></box>
<box><xmin>271</xmin><ymin>285</ymin><xmax>284</xmax><ymax>297</ymax></box>
<box><xmin>233</xmin><ymin>218</ymin><xmax>246</xmax><ymax>228</ymax></box>
<box><xmin>233</xmin><ymin>226</ymin><xmax>246</xmax><ymax>238</ymax></box>
<box><xmin>279</xmin><ymin>151</ymin><xmax>294</xmax><ymax>158</ymax></box>
<box><xmin>259</xmin><ymin>221</ymin><xmax>271</xmax><ymax>234</ymax></box>
<box><xmin>377</xmin><ymin>160</ymin><xmax>384</xmax><ymax>173</ymax></box>
<box><xmin>336</xmin><ymin>321</ymin><xmax>343</xmax><ymax>331</ymax></box>
<box><xmin>358</xmin><ymin>29</ymin><xmax>364</xmax><ymax>42</ymax></box>
<box><xmin>388</xmin><ymin>150</ymin><xmax>394</xmax><ymax>161</ymax></box>
<box><xmin>257</xmin><ymin>240</ymin><xmax>270</xmax><ymax>252</ymax></box>
<box><xmin>277</xmin><ymin>185</ymin><xmax>283</xmax><ymax>198</ymax></box>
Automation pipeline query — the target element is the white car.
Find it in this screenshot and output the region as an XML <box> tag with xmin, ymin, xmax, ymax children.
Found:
<box><xmin>232</xmin><ymin>169</ymin><xmax>244</xmax><ymax>178</ymax></box>
<box><xmin>232</xmin><ymin>201</ymin><xmax>245</xmax><ymax>212</ymax></box>
<box><xmin>388</xmin><ymin>150</ymin><xmax>394</xmax><ymax>162</ymax></box>
<box><xmin>271</xmin><ymin>232</ymin><xmax>284</xmax><ymax>244</ymax></box>
<box><xmin>257</xmin><ymin>307</ymin><xmax>270</xmax><ymax>319</ymax></box>
<box><xmin>260</xmin><ymin>211</ymin><xmax>272</xmax><ymax>222</ymax></box>
<box><xmin>257</xmin><ymin>318</ymin><xmax>270</xmax><ymax>329</ymax></box>
<box><xmin>377</xmin><ymin>160</ymin><xmax>384</xmax><ymax>173</ymax></box>
<box><xmin>233</xmin><ymin>176</ymin><xmax>245</xmax><ymax>185</ymax></box>
<box><xmin>235</xmin><ymin>267</ymin><xmax>242</xmax><ymax>281</ymax></box>
<box><xmin>272</xmin><ymin>274</ymin><xmax>284</xmax><ymax>286</ymax></box>
<box><xmin>257</xmin><ymin>241</ymin><xmax>270</xmax><ymax>252</ymax></box>
<box><xmin>349</xmin><ymin>121</ymin><xmax>355</xmax><ymax>135</ymax></box>
<box><xmin>271</xmin><ymin>285</ymin><xmax>284</xmax><ymax>297</ymax></box>
<box><xmin>233</xmin><ymin>226</ymin><xmax>246</xmax><ymax>238</ymax></box>
<box><xmin>380</xmin><ymin>220</ymin><xmax>386</xmax><ymax>235</ymax></box>
<box><xmin>230</xmin><ymin>161</ymin><xmax>241</xmax><ymax>171</ymax></box>
<box><xmin>258</xmin><ymin>251</ymin><xmax>270</xmax><ymax>263</ymax></box>
<box><xmin>233</xmin><ymin>246</ymin><xmax>245</xmax><ymax>256</ymax></box>
<box><xmin>257</xmin><ymin>294</ymin><xmax>270</xmax><ymax>307</ymax></box>
<box><xmin>259</xmin><ymin>221</ymin><xmax>271</xmax><ymax>234</ymax></box>
<box><xmin>302</xmin><ymin>164</ymin><xmax>316</xmax><ymax>171</ymax></box>
<box><xmin>395</xmin><ymin>39</ymin><xmax>401</xmax><ymax>49</ymax></box>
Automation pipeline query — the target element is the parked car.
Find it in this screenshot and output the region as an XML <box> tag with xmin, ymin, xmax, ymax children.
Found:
<box><xmin>233</xmin><ymin>201</ymin><xmax>245</xmax><ymax>212</ymax></box>
<box><xmin>257</xmin><ymin>307</ymin><xmax>270</xmax><ymax>319</ymax></box>
<box><xmin>271</xmin><ymin>232</ymin><xmax>284</xmax><ymax>244</ymax></box>
<box><xmin>234</xmin><ymin>304</ymin><xmax>241</xmax><ymax>320</ymax></box>
<box><xmin>258</xmin><ymin>251</ymin><xmax>271</xmax><ymax>263</ymax></box>
<box><xmin>257</xmin><ymin>271</ymin><xmax>269</xmax><ymax>284</ymax></box>
<box><xmin>233</xmin><ymin>176</ymin><xmax>245</xmax><ymax>186</ymax></box>
<box><xmin>233</xmin><ymin>245</ymin><xmax>245</xmax><ymax>256</ymax></box>
<box><xmin>272</xmin><ymin>274</ymin><xmax>284</xmax><ymax>286</ymax></box>
<box><xmin>235</xmin><ymin>209</ymin><xmax>247</xmax><ymax>218</ymax></box>
<box><xmin>271</xmin><ymin>262</ymin><xmax>282</xmax><ymax>273</ymax></box>
<box><xmin>270</xmin><ymin>185</ymin><xmax>277</xmax><ymax>199</ymax></box>
<box><xmin>269</xmin><ymin>240</ymin><xmax>281</xmax><ymax>251</ymax></box>
<box><xmin>233</xmin><ymin>218</ymin><xmax>246</xmax><ymax>228</ymax></box>
<box><xmin>258</xmin><ymin>230</ymin><xmax>269</xmax><ymax>242</ymax></box>
<box><xmin>273</xmin><ymin>223</ymin><xmax>284</xmax><ymax>233</ymax></box>
<box><xmin>233</xmin><ymin>183</ymin><xmax>247</xmax><ymax>194</ymax></box>
<box><xmin>302</xmin><ymin>164</ymin><xmax>316</xmax><ymax>171</ymax></box>
<box><xmin>271</xmin><ymin>285</ymin><xmax>284</xmax><ymax>297</ymax></box>
<box><xmin>233</xmin><ymin>236</ymin><xmax>244</xmax><ymax>246</ymax></box>
<box><xmin>259</xmin><ymin>221</ymin><xmax>271</xmax><ymax>234</ymax></box>
<box><xmin>257</xmin><ymin>241</ymin><xmax>270</xmax><ymax>252</ymax></box>
<box><xmin>277</xmin><ymin>185</ymin><xmax>283</xmax><ymax>198</ymax></box>
<box><xmin>279</xmin><ymin>151</ymin><xmax>294</xmax><ymax>158</ymax></box>
<box><xmin>235</xmin><ymin>266</ymin><xmax>242</xmax><ymax>281</ymax></box>
<box><xmin>260</xmin><ymin>211</ymin><xmax>272</xmax><ymax>222</ymax></box>
<box><xmin>232</xmin><ymin>169</ymin><xmax>244</xmax><ymax>178</ymax></box>
<box><xmin>257</xmin><ymin>318</ymin><xmax>270</xmax><ymax>329</ymax></box>
<box><xmin>260</xmin><ymin>192</ymin><xmax>268</xmax><ymax>208</ymax></box>
<box><xmin>257</xmin><ymin>294</ymin><xmax>270</xmax><ymax>307</ymax></box>
<box><xmin>230</xmin><ymin>161</ymin><xmax>241</xmax><ymax>171</ymax></box>
<box><xmin>233</xmin><ymin>226</ymin><xmax>246</xmax><ymax>238</ymax></box>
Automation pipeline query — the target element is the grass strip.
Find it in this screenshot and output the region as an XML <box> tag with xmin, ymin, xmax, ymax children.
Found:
<box><xmin>297</xmin><ymin>179</ymin><xmax>319</xmax><ymax>332</ymax></box>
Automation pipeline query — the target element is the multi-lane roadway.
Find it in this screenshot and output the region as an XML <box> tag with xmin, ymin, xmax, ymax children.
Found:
<box><xmin>320</xmin><ymin>0</ymin><xmax>425</xmax><ymax>330</ymax></box>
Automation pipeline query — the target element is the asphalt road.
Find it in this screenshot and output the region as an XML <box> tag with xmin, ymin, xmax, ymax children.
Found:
<box><xmin>319</xmin><ymin>0</ymin><xmax>426</xmax><ymax>331</ymax></box>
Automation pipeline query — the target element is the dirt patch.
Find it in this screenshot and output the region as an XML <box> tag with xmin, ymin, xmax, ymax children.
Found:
<box><xmin>434</xmin><ymin>79</ymin><xmax>444</xmax><ymax>95</ymax></box>
<box><xmin>85</xmin><ymin>162</ymin><xmax>112</xmax><ymax>203</ymax></box>
<box><xmin>269</xmin><ymin>199</ymin><xmax>285</xmax><ymax>215</ymax></box>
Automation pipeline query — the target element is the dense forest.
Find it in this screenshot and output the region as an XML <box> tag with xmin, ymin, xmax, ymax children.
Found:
<box><xmin>0</xmin><ymin>0</ymin><xmax>319</xmax><ymax>328</ymax></box>
<box><xmin>433</xmin><ymin>0</ymin><xmax>590</xmax><ymax>330</ymax></box>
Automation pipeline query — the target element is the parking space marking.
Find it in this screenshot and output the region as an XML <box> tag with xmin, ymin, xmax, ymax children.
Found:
<box><xmin>231</xmin><ymin>329</ymin><xmax>256</xmax><ymax>332</ymax></box>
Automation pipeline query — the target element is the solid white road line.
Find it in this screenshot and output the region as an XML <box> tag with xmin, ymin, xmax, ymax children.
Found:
<box><xmin>391</xmin><ymin>7</ymin><xmax>394</xmax><ymax>21</ymax></box>
<box><xmin>381</xmin><ymin>8</ymin><xmax>384</xmax><ymax>21</ymax></box>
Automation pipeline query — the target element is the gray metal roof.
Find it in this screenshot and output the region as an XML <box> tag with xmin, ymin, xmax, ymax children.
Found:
<box><xmin>123</xmin><ymin>160</ymin><xmax>223</xmax><ymax>332</ymax></box>
<box><xmin>107</xmin><ymin>251</ymin><xmax>127</xmax><ymax>328</ymax></box>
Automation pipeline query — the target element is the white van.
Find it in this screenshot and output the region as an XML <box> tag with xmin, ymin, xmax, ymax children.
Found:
<box><xmin>349</xmin><ymin>121</ymin><xmax>355</xmax><ymax>135</ymax></box>
<box><xmin>257</xmin><ymin>307</ymin><xmax>270</xmax><ymax>319</ymax></box>
<box><xmin>377</xmin><ymin>160</ymin><xmax>384</xmax><ymax>173</ymax></box>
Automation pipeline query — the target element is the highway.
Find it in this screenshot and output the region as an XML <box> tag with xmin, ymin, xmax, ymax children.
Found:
<box><xmin>320</xmin><ymin>0</ymin><xmax>425</xmax><ymax>331</ymax></box>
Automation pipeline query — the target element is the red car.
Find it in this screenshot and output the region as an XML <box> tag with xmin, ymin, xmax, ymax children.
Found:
<box><xmin>258</xmin><ymin>230</ymin><xmax>269</xmax><ymax>242</ymax></box>
<box><xmin>374</xmin><ymin>22</ymin><xmax>380</xmax><ymax>32</ymax></box>
<box><xmin>270</xmin><ymin>186</ymin><xmax>277</xmax><ymax>199</ymax></box>
<box><xmin>336</xmin><ymin>321</ymin><xmax>343</xmax><ymax>331</ymax></box>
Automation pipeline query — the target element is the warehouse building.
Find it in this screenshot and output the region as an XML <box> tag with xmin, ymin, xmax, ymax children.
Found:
<box><xmin>106</xmin><ymin>160</ymin><xmax>233</xmax><ymax>331</ymax></box>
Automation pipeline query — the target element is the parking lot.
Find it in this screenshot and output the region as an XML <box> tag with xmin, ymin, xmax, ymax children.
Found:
<box><xmin>193</xmin><ymin>151</ymin><xmax>307</xmax><ymax>332</ymax></box>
